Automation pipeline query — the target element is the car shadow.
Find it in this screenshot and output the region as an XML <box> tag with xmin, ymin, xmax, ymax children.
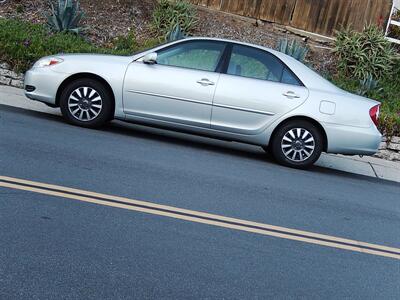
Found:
<box><xmin>103</xmin><ymin>120</ymin><xmax>274</xmax><ymax>163</ymax></box>
<box><xmin>3</xmin><ymin>104</ymin><xmax>398</xmax><ymax>186</ymax></box>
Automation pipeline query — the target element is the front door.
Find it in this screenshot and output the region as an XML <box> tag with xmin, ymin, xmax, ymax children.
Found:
<box><xmin>123</xmin><ymin>40</ymin><xmax>227</xmax><ymax>128</ymax></box>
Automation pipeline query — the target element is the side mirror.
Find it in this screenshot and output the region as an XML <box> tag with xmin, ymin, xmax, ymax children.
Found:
<box><xmin>143</xmin><ymin>52</ymin><xmax>157</xmax><ymax>64</ymax></box>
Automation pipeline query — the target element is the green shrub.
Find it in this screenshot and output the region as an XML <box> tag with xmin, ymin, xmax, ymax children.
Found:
<box><xmin>0</xmin><ymin>19</ymin><xmax>132</xmax><ymax>72</ymax></box>
<box><xmin>47</xmin><ymin>0</ymin><xmax>85</xmax><ymax>34</ymax></box>
<box><xmin>137</xmin><ymin>38</ymin><xmax>163</xmax><ymax>51</ymax></box>
<box><xmin>276</xmin><ymin>38</ymin><xmax>308</xmax><ymax>63</ymax></box>
<box><xmin>379</xmin><ymin>109</ymin><xmax>400</xmax><ymax>138</ymax></box>
<box><xmin>16</xmin><ymin>4</ymin><xmax>24</xmax><ymax>14</ymax></box>
<box><xmin>334</xmin><ymin>25</ymin><xmax>396</xmax><ymax>80</ymax></box>
<box><xmin>112</xmin><ymin>34</ymin><xmax>162</xmax><ymax>54</ymax></box>
<box><xmin>152</xmin><ymin>0</ymin><xmax>197</xmax><ymax>37</ymax></box>
<box><xmin>112</xmin><ymin>31</ymin><xmax>138</xmax><ymax>52</ymax></box>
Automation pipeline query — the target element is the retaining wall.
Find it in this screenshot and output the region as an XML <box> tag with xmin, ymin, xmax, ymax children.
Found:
<box><xmin>0</xmin><ymin>62</ymin><xmax>24</xmax><ymax>89</ymax></box>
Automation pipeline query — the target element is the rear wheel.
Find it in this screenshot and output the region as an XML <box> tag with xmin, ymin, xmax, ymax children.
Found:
<box><xmin>269</xmin><ymin>120</ymin><xmax>323</xmax><ymax>169</ymax></box>
<box><xmin>60</xmin><ymin>78</ymin><xmax>113</xmax><ymax>128</ymax></box>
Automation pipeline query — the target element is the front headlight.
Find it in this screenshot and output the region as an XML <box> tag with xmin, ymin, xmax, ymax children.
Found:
<box><xmin>34</xmin><ymin>57</ymin><xmax>64</xmax><ymax>68</ymax></box>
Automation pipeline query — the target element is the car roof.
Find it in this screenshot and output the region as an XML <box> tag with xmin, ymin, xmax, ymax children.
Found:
<box><xmin>177</xmin><ymin>36</ymin><xmax>283</xmax><ymax>55</ymax></box>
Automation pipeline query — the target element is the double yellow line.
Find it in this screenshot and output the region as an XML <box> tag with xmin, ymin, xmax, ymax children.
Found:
<box><xmin>1</xmin><ymin>175</ymin><xmax>400</xmax><ymax>260</ymax></box>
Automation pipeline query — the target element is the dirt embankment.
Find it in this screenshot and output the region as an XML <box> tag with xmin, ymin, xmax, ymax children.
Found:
<box><xmin>0</xmin><ymin>0</ymin><xmax>335</xmax><ymax>72</ymax></box>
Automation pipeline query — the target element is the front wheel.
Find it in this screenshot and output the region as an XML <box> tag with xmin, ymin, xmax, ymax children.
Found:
<box><xmin>60</xmin><ymin>78</ymin><xmax>113</xmax><ymax>128</ymax></box>
<box><xmin>270</xmin><ymin>121</ymin><xmax>323</xmax><ymax>169</ymax></box>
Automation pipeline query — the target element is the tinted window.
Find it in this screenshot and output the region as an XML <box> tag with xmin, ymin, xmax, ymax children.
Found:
<box><xmin>227</xmin><ymin>45</ymin><xmax>300</xmax><ymax>86</ymax></box>
<box><xmin>281</xmin><ymin>68</ymin><xmax>300</xmax><ymax>85</ymax></box>
<box><xmin>156</xmin><ymin>41</ymin><xmax>226</xmax><ymax>72</ymax></box>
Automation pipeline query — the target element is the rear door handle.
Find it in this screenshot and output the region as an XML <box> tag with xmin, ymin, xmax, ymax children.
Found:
<box><xmin>283</xmin><ymin>91</ymin><xmax>301</xmax><ymax>99</ymax></box>
<box><xmin>197</xmin><ymin>78</ymin><xmax>215</xmax><ymax>86</ymax></box>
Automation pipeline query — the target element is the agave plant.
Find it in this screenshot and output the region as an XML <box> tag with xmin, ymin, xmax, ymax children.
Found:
<box><xmin>357</xmin><ymin>74</ymin><xmax>383</xmax><ymax>97</ymax></box>
<box><xmin>165</xmin><ymin>24</ymin><xmax>187</xmax><ymax>42</ymax></box>
<box><xmin>277</xmin><ymin>38</ymin><xmax>308</xmax><ymax>62</ymax></box>
<box><xmin>47</xmin><ymin>0</ymin><xmax>85</xmax><ymax>34</ymax></box>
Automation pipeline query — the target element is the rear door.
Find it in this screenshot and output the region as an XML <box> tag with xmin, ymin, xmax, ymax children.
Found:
<box><xmin>211</xmin><ymin>44</ymin><xmax>309</xmax><ymax>134</ymax></box>
<box><xmin>123</xmin><ymin>40</ymin><xmax>227</xmax><ymax>128</ymax></box>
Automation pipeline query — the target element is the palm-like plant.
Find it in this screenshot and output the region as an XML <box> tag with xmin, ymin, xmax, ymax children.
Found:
<box><xmin>277</xmin><ymin>38</ymin><xmax>309</xmax><ymax>63</ymax></box>
<box><xmin>47</xmin><ymin>0</ymin><xmax>85</xmax><ymax>34</ymax></box>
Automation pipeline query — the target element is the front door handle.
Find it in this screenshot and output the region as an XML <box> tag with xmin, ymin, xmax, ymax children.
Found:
<box><xmin>197</xmin><ymin>78</ymin><xmax>215</xmax><ymax>86</ymax></box>
<box><xmin>283</xmin><ymin>91</ymin><xmax>301</xmax><ymax>99</ymax></box>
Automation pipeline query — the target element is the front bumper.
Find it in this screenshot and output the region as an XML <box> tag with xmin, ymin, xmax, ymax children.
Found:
<box><xmin>24</xmin><ymin>68</ymin><xmax>69</xmax><ymax>106</ymax></box>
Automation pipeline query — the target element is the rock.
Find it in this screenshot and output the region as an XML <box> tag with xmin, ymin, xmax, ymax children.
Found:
<box><xmin>12</xmin><ymin>73</ymin><xmax>24</xmax><ymax>80</ymax></box>
<box><xmin>0</xmin><ymin>68</ymin><xmax>23</xmax><ymax>79</ymax></box>
<box><xmin>387</xmin><ymin>142</ymin><xmax>400</xmax><ymax>151</ymax></box>
<box><xmin>375</xmin><ymin>150</ymin><xmax>400</xmax><ymax>161</ymax></box>
<box><xmin>390</xmin><ymin>152</ymin><xmax>400</xmax><ymax>161</ymax></box>
<box><xmin>10</xmin><ymin>79</ymin><xmax>24</xmax><ymax>89</ymax></box>
<box><xmin>0</xmin><ymin>61</ymin><xmax>25</xmax><ymax>87</ymax></box>
<box><xmin>378</xmin><ymin>142</ymin><xmax>387</xmax><ymax>150</ymax></box>
<box><xmin>0</xmin><ymin>76</ymin><xmax>11</xmax><ymax>86</ymax></box>
<box><xmin>10</xmin><ymin>70</ymin><xmax>21</xmax><ymax>79</ymax></box>
<box><xmin>0</xmin><ymin>62</ymin><xmax>10</xmax><ymax>69</ymax></box>
<box><xmin>389</xmin><ymin>136</ymin><xmax>400</xmax><ymax>144</ymax></box>
<box><xmin>0</xmin><ymin>68</ymin><xmax>12</xmax><ymax>77</ymax></box>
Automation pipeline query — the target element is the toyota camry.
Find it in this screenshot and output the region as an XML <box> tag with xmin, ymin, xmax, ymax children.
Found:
<box><xmin>24</xmin><ymin>37</ymin><xmax>382</xmax><ymax>169</ymax></box>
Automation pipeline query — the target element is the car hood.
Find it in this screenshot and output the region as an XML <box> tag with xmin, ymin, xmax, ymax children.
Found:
<box><xmin>56</xmin><ymin>53</ymin><xmax>133</xmax><ymax>63</ymax></box>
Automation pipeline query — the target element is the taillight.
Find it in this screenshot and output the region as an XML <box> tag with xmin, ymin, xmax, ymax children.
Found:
<box><xmin>49</xmin><ymin>59</ymin><xmax>60</xmax><ymax>66</ymax></box>
<box><xmin>369</xmin><ymin>104</ymin><xmax>380</xmax><ymax>127</ymax></box>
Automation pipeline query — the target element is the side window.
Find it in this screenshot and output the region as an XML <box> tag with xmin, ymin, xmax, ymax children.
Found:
<box><xmin>227</xmin><ymin>45</ymin><xmax>301</xmax><ymax>86</ymax></box>
<box><xmin>281</xmin><ymin>68</ymin><xmax>301</xmax><ymax>85</ymax></box>
<box><xmin>156</xmin><ymin>41</ymin><xmax>226</xmax><ymax>72</ymax></box>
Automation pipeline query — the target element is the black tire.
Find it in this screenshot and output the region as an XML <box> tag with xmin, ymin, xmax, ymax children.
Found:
<box><xmin>269</xmin><ymin>120</ymin><xmax>323</xmax><ymax>169</ymax></box>
<box><xmin>60</xmin><ymin>78</ymin><xmax>113</xmax><ymax>128</ymax></box>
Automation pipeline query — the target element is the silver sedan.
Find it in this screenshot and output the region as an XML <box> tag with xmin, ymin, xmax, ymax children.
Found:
<box><xmin>24</xmin><ymin>37</ymin><xmax>382</xmax><ymax>168</ymax></box>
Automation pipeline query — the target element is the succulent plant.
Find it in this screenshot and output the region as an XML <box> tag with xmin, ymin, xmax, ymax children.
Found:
<box><xmin>357</xmin><ymin>74</ymin><xmax>383</xmax><ymax>97</ymax></box>
<box><xmin>152</xmin><ymin>0</ymin><xmax>197</xmax><ymax>37</ymax></box>
<box><xmin>334</xmin><ymin>25</ymin><xmax>396</xmax><ymax>80</ymax></box>
<box><xmin>165</xmin><ymin>24</ymin><xmax>187</xmax><ymax>42</ymax></box>
<box><xmin>47</xmin><ymin>0</ymin><xmax>85</xmax><ymax>34</ymax></box>
<box><xmin>277</xmin><ymin>38</ymin><xmax>308</xmax><ymax>62</ymax></box>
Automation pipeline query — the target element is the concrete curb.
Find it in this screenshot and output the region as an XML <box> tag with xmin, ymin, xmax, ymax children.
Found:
<box><xmin>1</xmin><ymin>85</ymin><xmax>399</xmax><ymax>183</ymax></box>
<box><xmin>0</xmin><ymin>85</ymin><xmax>60</xmax><ymax>115</ymax></box>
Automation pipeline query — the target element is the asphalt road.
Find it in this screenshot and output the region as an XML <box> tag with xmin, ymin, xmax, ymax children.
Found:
<box><xmin>1</xmin><ymin>104</ymin><xmax>400</xmax><ymax>299</ymax></box>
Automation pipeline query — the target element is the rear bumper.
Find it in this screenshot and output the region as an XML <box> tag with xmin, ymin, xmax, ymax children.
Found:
<box><xmin>324</xmin><ymin>122</ymin><xmax>382</xmax><ymax>155</ymax></box>
<box><xmin>24</xmin><ymin>68</ymin><xmax>69</xmax><ymax>106</ymax></box>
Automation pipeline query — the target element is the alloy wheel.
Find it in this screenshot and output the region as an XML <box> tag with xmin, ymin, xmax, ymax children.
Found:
<box><xmin>281</xmin><ymin>128</ymin><xmax>315</xmax><ymax>162</ymax></box>
<box><xmin>68</xmin><ymin>87</ymin><xmax>103</xmax><ymax>122</ymax></box>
